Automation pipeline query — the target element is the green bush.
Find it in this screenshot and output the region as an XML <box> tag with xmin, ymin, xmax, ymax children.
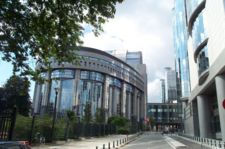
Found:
<box><xmin>108</xmin><ymin>116</ymin><xmax>130</xmax><ymax>134</ymax></box>
<box><xmin>117</xmin><ymin>127</ymin><xmax>129</xmax><ymax>134</ymax></box>
<box><xmin>13</xmin><ymin>114</ymin><xmax>32</xmax><ymax>140</ymax></box>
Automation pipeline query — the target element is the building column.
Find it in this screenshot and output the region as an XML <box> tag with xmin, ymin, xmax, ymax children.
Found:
<box><xmin>74</xmin><ymin>70</ymin><xmax>80</xmax><ymax>106</ymax></box>
<box><xmin>103</xmin><ymin>76</ymin><xmax>109</xmax><ymax>120</ymax></box>
<box><xmin>133</xmin><ymin>88</ymin><xmax>138</xmax><ymax>119</ymax></box>
<box><xmin>121</xmin><ymin>82</ymin><xmax>126</xmax><ymax>117</ymax></box>
<box><xmin>127</xmin><ymin>92</ymin><xmax>131</xmax><ymax>119</ymax></box>
<box><xmin>215</xmin><ymin>75</ymin><xmax>225</xmax><ymax>141</ymax></box>
<box><xmin>33</xmin><ymin>83</ymin><xmax>41</xmax><ymax>113</ymax></box>
<box><xmin>197</xmin><ymin>95</ymin><xmax>211</xmax><ymax>138</ymax></box>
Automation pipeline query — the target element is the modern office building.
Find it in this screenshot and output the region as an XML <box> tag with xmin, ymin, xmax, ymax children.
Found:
<box><xmin>33</xmin><ymin>47</ymin><xmax>147</xmax><ymax>123</ymax></box>
<box><xmin>164</xmin><ymin>67</ymin><xmax>178</xmax><ymax>103</ymax></box>
<box><xmin>173</xmin><ymin>0</ymin><xmax>225</xmax><ymax>141</ymax></box>
<box><xmin>173</xmin><ymin>0</ymin><xmax>191</xmax><ymax>100</ymax></box>
<box><xmin>160</xmin><ymin>79</ymin><xmax>166</xmax><ymax>103</ymax></box>
<box><xmin>147</xmin><ymin>103</ymin><xmax>181</xmax><ymax>131</ymax></box>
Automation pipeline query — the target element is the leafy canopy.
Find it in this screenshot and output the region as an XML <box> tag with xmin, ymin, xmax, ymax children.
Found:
<box><xmin>3</xmin><ymin>75</ymin><xmax>31</xmax><ymax>116</ymax></box>
<box><xmin>0</xmin><ymin>0</ymin><xmax>124</xmax><ymax>79</ymax></box>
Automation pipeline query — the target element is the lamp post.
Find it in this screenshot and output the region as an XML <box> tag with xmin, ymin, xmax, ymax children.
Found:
<box><xmin>51</xmin><ymin>87</ymin><xmax>59</xmax><ymax>141</ymax></box>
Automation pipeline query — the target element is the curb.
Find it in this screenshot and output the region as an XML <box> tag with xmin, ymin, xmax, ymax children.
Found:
<box><xmin>116</xmin><ymin>132</ymin><xmax>142</xmax><ymax>149</ymax></box>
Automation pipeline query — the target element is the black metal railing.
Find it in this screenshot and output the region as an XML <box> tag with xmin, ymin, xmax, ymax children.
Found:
<box><xmin>0</xmin><ymin>105</ymin><xmax>17</xmax><ymax>141</ymax></box>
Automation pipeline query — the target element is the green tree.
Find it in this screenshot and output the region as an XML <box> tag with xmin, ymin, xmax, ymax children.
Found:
<box><xmin>0</xmin><ymin>0</ymin><xmax>124</xmax><ymax>79</ymax></box>
<box><xmin>83</xmin><ymin>102</ymin><xmax>92</xmax><ymax>124</ymax></box>
<box><xmin>95</xmin><ymin>108</ymin><xmax>106</xmax><ymax>124</ymax></box>
<box><xmin>108</xmin><ymin>116</ymin><xmax>130</xmax><ymax>134</ymax></box>
<box><xmin>3</xmin><ymin>75</ymin><xmax>31</xmax><ymax>116</ymax></box>
<box><xmin>64</xmin><ymin>110</ymin><xmax>77</xmax><ymax>140</ymax></box>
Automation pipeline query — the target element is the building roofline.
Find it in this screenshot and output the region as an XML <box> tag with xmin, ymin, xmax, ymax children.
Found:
<box><xmin>79</xmin><ymin>46</ymin><xmax>144</xmax><ymax>78</ymax></box>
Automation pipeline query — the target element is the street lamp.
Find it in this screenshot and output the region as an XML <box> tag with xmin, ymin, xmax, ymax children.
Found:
<box><xmin>51</xmin><ymin>87</ymin><xmax>59</xmax><ymax>141</ymax></box>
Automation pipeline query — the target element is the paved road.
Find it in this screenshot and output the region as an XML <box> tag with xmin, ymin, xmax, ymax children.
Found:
<box><xmin>122</xmin><ymin>132</ymin><xmax>173</xmax><ymax>149</ymax></box>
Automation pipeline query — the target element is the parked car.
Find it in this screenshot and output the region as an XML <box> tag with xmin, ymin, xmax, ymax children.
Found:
<box><xmin>0</xmin><ymin>141</ymin><xmax>31</xmax><ymax>149</ymax></box>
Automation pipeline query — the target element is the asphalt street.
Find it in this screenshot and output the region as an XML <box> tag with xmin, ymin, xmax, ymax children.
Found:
<box><xmin>122</xmin><ymin>132</ymin><xmax>173</xmax><ymax>149</ymax></box>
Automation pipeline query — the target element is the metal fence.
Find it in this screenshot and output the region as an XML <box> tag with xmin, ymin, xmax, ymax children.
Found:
<box><xmin>72</xmin><ymin>123</ymin><xmax>116</xmax><ymax>139</ymax></box>
<box><xmin>0</xmin><ymin>105</ymin><xmax>17</xmax><ymax>141</ymax></box>
<box><xmin>178</xmin><ymin>133</ymin><xmax>225</xmax><ymax>149</ymax></box>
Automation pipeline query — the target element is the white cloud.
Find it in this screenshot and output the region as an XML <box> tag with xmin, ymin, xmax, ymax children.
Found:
<box><xmin>82</xmin><ymin>0</ymin><xmax>175</xmax><ymax>103</ymax></box>
<box><xmin>148</xmin><ymin>79</ymin><xmax>162</xmax><ymax>103</ymax></box>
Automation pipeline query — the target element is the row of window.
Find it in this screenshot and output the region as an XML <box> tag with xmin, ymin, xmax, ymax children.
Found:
<box><xmin>189</xmin><ymin>0</ymin><xmax>209</xmax><ymax>77</ymax></box>
<box><xmin>80</xmin><ymin>56</ymin><xmax>144</xmax><ymax>86</ymax></box>
<box><xmin>148</xmin><ymin>109</ymin><xmax>177</xmax><ymax>112</ymax></box>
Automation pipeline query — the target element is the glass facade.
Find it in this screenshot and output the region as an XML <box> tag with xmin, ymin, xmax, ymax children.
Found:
<box><xmin>186</xmin><ymin>0</ymin><xmax>204</xmax><ymax>19</ymax></box>
<box><xmin>78</xmin><ymin>71</ymin><xmax>104</xmax><ymax>117</ymax></box>
<box><xmin>60</xmin><ymin>79</ymin><xmax>74</xmax><ymax>112</ymax></box>
<box><xmin>107</xmin><ymin>77</ymin><xmax>122</xmax><ymax>116</ymax></box>
<box><xmin>49</xmin><ymin>79</ymin><xmax>60</xmax><ymax>113</ymax></box>
<box><xmin>188</xmin><ymin>0</ymin><xmax>209</xmax><ymax>76</ymax></box>
<box><xmin>197</xmin><ymin>46</ymin><xmax>209</xmax><ymax>75</ymax></box>
<box><xmin>192</xmin><ymin>11</ymin><xmax>207</xmax><ymax>49</ymax></box>
<box><xmin>126</xmin><ymin>52</ymin><xmax>142</xmax><ymax>65</ymax></box>
<box><xmin>173</xmin><ymin>0</ymin><xmax>191</xmax><ymax>97</ymax></box>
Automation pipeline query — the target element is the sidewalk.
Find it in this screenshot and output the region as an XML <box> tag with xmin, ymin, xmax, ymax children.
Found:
<box><xmin>32</xmin><ymin>133</ymin><xmax>140</xmax><ymax>149</ymax></box>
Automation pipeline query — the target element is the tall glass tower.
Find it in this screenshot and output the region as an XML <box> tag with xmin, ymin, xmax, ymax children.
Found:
<box><xmin>173</xmin><ymin>0</ymin><xmax>191</xmax><ymax>99</ymax></box>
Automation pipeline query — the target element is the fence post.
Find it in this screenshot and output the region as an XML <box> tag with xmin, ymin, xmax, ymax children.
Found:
<box><xmin>8</xmin><ymin>106</ymin><xmax>17</xmax><ymax>141</ymax></box>
<box><xmin>29</xmin><ymin>114</ymin><xmax>36</xmax><ymax>144</ymax></box>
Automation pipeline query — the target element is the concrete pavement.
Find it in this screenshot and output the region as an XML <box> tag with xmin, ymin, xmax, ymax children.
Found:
<box><xmin>32</xmin><ymin>133</ymin><xmax>139</xmax><ymax>149</ymax></box>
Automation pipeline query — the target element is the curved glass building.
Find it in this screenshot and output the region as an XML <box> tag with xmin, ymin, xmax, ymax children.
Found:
<box><xmin>33</xmin><ymin>47</ymin><xmax>147</xmax><ymax>122</ymax></box>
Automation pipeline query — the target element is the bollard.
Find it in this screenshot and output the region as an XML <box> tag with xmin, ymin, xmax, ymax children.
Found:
<box><xmin>103</xmin><ymin>144</ymin><xmax>105</xmax><ymax>149</ymax></box>
<box><xmin>120</xmin><ymin>139</ymin><xmax>121</xmax><ymax>144</ymax></box>
<box><xmin>96</xmin><ymin>146</ymin><xmax>98</xmax><ymax>149</ymax></box>
<box><xmin>108</xmin><ymin>142</ymin><xmax>110</xmax><ymax>149</ymax></box>
<box><xmin>117</xmin><ymin>140</ymin><xmax>118</xmax><ymax>146</ymax></box>
<box><xmin>113</xmin><ymin>141</ymin><xmax>115</xmax><ymax>148</ymax></box>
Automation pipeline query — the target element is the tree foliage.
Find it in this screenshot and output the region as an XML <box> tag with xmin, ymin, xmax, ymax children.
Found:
<box><xmin>3</xmin><ymin>75</ymin><xmax>31</xmax><ymax>116</ymax></box>
<box><xmin>108</xmin><ymin>116</ymin><xmax>128</xmax><ymax>127</ymax></box>
<box><xmin>83</xmin><ymin>102</ymin><xmax>92</xmax><ymax>123</ymax></box>
<box><xmin>95</xmin><ymin>108</ymin><xmax>105</xmax><ymax>124</ymax></box>
<box><xmin>0</xmin><ymin>0</ymin><xmax>124</xmax><ymax>79</ymax></box>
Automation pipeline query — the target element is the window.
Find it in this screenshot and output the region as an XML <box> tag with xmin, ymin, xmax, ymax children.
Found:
<box><xmin>197</xmin><ymin>46</ymin><xmax>209</xmax><ymax>75</ymax></box>
<box><xmin>80</xmin><ymin>71</ymin><xmax>89</xmax><ymax>79</ymax></box>
<box><xmin>51</xmin><ymin>69</ymin><xmax>75</xmax><ymax>79</ymax></box>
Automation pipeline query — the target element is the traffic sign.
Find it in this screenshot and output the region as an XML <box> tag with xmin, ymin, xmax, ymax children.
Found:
<box><xmin>223</xmin><ymin>99</ymin><xmax>225</xmax><ymax>109</ymax></box>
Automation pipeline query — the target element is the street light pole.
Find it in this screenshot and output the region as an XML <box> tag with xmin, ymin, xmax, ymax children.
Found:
<box><xmin>51</xmin><ymin>87</ymin><xmax>59</xmax><ymax>141</ymax></box>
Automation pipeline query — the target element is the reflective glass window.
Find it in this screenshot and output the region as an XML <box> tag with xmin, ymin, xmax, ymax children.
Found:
<box><xmin>192</xmin><ymin>11</ymin><xmax>207</xmax><ymax>50</ymax></box>
<box><xmin>125</xmin><ymin>84</ymin><xmax>133</xmax><ymax>92</ymax></box>
<box><xmin>80</xmin><ymin>71</ymin><xmax>89</xmax><ymax>79</ymax></box>
<box><xmin>60</xmin><ymin>79</ymin><xmax>74</xmax><ymax>112</ymax></box>
<box><xmin>90</xmin><ymin>72</ymin><xmax>104</xmax><ymax>82</ymax></box>
<box><xmin>49</xmin><ymin>80</ymin><xmax>60</xmax><ymax>112</ymax></box>
<box><xmin>186</xmin><ymin>0</ymin><xmax>204</xmax><ymax>19</ymax></box>
<box><xmin>197</xmin><ymin>46</ymin><xmax>209</xmax><ymax>75</ymax></box>
<box><xmin>51</xmin><ymin>69</ymin><xmax>75</xmax><ymax>79</ymax></box>
<box><xmin>78</xmin><ymin>80</ymin><xmax>103</xmax><ymax>117</ymax></box>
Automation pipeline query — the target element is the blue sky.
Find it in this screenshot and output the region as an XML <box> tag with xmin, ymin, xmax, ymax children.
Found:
<box><xmin>0</xmin><ymin>60</ymin><xmax>35</xmax><ymax>99</ymax></box>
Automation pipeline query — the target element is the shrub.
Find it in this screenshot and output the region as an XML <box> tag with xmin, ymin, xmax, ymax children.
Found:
<box><xmin>13</xmin><ymin>115</ymin><xmax>32</xmax><ymax>140</ymax></box>
<box><xmin>117</xmin><ymin>127</ymin><xmax>129</xmax><ymax>134</ymax></box>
